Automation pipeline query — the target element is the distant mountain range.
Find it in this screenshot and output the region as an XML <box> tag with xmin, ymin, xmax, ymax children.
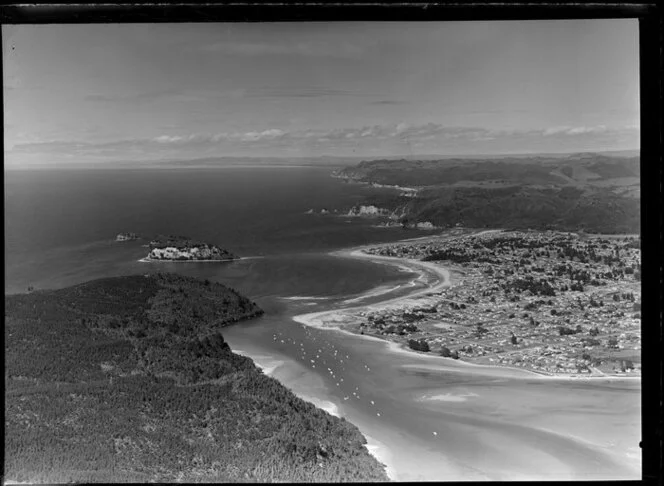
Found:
<box><xmin>332</xmin><ymin>152</ymin><xmax>640</xmax><ymax>234</ymax></box>
<box><xmin>146</xmin><ymin>150</ymin><xmax>640</xmax><ymax>167</ymax></box>
<box><xmin>6</xmin><ymin>149</ymin><xmax>639</xmax><ymax>170</ymax></box>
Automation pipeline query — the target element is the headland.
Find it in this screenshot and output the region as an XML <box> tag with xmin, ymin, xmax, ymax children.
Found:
<box><xmin>4</xmin><ymin>273</ymin><xmax>389</xmax><ymax>483</ymax></box>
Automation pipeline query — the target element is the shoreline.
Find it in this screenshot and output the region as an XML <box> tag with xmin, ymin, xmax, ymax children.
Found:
<box><xmin>138</xmin><ymin>256</ymin><xmax>261</xmax><ymax>263</ymax></box>
<box><xmin>233</xmin><ymin>345</ymin><xmax>396</xmax><ymax>480</ymax></box>
<box><xmin>293</xmin><ymin>235</ymin><xmax>639</xmax><ymax>382</ymax></box>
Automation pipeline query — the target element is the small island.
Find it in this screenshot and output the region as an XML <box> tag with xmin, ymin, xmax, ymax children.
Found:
<box><xmin>143</xmin><ymin>235</ymin><xmax>238</xmax><ymax>262</ymax></box>
<box><xmin>115</xmin><ymin>232</ymin><xmax>139</xmax><ymax>241</ymax></box>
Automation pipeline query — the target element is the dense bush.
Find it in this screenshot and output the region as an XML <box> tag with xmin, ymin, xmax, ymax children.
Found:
<box><xmin>5</xmin><ymin>274</ymin><xmax>388</xmax><ymax>483</ymax></box>
<box><xmin>506</xmin><ymin>278</ymin><xmax>556</xmax><ymax>297</ymax></box>
<box><xmin>408</xmin><ymin>338</ymin><xmax>430</xmax><ymax>352</ymax></box>
<box><xmin>558</xmin><ymin>326</ymin><xmax>580</xmax><ymax>336</ymax></box>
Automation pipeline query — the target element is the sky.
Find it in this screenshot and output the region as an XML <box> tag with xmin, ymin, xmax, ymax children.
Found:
<box><xmin>3</xmin><ymin>20</ymin><xmax>640</xmax><ymax>167</ymax></box>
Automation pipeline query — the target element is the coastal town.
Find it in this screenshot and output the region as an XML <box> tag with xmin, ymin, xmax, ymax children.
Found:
<box><xmin>347</xmin><ymin>230</ymin><xmax>641</xmax><ymax>377</ymax></box>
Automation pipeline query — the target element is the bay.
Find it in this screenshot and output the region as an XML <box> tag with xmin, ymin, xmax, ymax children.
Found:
<box><xmin>4</xmin><ymin>165</ymin><xmax>641</xmax><ymax>481</ymax></box>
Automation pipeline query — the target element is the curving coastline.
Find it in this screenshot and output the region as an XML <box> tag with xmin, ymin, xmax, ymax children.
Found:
<box><xmin>293</xmin><ymin>240</ymin><xmax>640</xmax><ymax>381</ymax></box>
<box><xmin>138</xmin><ymin>255</ymin><xmax>263</xmax><ymax>263</ymax></box>
<box><xmin>138</xmin><ymin>257</ymin><xmax>236</xmax><ymax>263</ymax></box>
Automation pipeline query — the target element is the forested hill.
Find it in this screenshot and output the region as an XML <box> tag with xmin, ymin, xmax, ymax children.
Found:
<box><xmin>333</xmin><ymin>153</ymin><xmax>640</xmax><ymax>233</ymax></box>
<box><xmin>5</xmin><ymin>274</ymin><xmax>389</xmax><ymax>483</ymax></box>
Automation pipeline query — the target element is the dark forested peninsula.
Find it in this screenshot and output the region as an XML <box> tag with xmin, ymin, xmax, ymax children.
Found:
<box><xmin>5</xmin><ymin>274</ymin><xmax>388</xmax><ymax>483</ymax></box>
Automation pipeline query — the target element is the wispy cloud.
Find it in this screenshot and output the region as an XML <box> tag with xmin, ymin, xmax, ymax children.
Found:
<box><xmin>542</xmin><ymin>125</ymin><xmax>610</xmax><ymax>136</ymax></box>
<box><xmin>243</xmin><ymin>86</ymin><xmax>363</xmax><ymax>99</ymax></box>
<box><xmin>84</xmin><ymin>89</ymin><xmax>183</xmax><ymax>103</ymax></box>
<box><xmin>153</xmin><ymin>129</ymin><xmax>286</xmax><ymax>144</ymax></box>
<box><xmin>200</xmin><ymin>40</ymin><xmax>364</xmax><ymax>59</ymax></box>
<box><xmin>84</xmin><ymin>88</ymin><xmax>248</xmax><ymax>105</ymax></box>
<box><xmin>369</xmin><ymin>100</ymin><xmax>408</xmax><ymax>106</ymax></box>
<box><xmin>8</xmin><ymin>123</ymin><xmax>639</xmax><ymax>163</ymax></box>
<box><xmin>85</xmin><ymin>88</ymin><xmax>184</xmax><ymax>104</ymax></box>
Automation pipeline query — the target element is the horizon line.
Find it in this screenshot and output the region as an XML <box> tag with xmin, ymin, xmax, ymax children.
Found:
<box><xmin>3</xmin><ymin>147</ymin><xmax>641</xmax><ymax>170</ymax></box>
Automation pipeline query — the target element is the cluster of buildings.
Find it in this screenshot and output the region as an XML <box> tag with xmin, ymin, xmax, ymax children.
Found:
<box><xmin>359</xmin><ymin>230</ymin><xmax>641</xmax><ymax>376</ymax></box>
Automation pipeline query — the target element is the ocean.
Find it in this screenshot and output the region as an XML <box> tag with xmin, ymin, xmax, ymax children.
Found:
<box><xmin>4</xmin><ymin>167</ymin><xmax>418</xmax><ymax>296</ymax></box>
<box><xmin>4</xmin><ymin>166</ymin><xmax>641</xmax><ymax>481</ymax></box>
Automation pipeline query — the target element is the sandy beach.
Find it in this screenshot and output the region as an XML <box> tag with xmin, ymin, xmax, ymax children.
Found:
<box><xmin>293</xmin><ymin>246</ymin><xmax>451</xmax><ymax>324</ymax></box>
<box><xmin>293</xmin><ymin>244</ymin><xmax>551</xmax><ymax>382</ymax></box>
<box><xmin>295</xmin><ymin>241</ymin><xmax>641</xmax><ymax>382</ymax></box>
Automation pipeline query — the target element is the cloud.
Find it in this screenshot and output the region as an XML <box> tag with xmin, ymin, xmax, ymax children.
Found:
<box><xmin>87</xmin><ymin>85</ymin><xmax>375</xmax><ymax>103</ymax></box>
<box><xmin>85</xmin><ymin>87</ymin><xmax>245</xmax><ymax>104</ymax></box>
<box><xmin>8</xmin><ymin>123</ymin><xmax>639</xmax><ymax>163</ymax></box>
<box><xmin>84</xmin><ymin>88</ymin><xmax>250</xmax><ymax>107</ymax></box>
<box><xmin>85</xmin><ymin>88</ymin><xmax>185</xmax><ymax>104</ymax></box>
<box><xmin>369</xmin><ymin>100</ymin><xmax>408</xmax><ymax>105</ymax></box>
<box><xmin>567</xmin><ymin>125</ymin><xmax>607</xmax><ymax>135</ymax></box>
<box><xmin>243</xmin><ymin>86</ymin><xmax>362</xmax><ymax>99</ymax></box>
<box><xmin>543</xmin><ymin>125</ymin><xmax>610</xmax><ymax>137</ymax></box>
<box><xmin>154</xmin><ymin>135</ymin><xmax>185</xmax><ymax>143</ymax></box>
<box><xmin>150</xmin><ymin>129</ymin><xmax>287</xmax><ymax>145</ymax></box>
<box><xmin>543</xmin><ymin>126</ymin><xmax>572</xmax><ymax>136</ymax></box>
<box><xmin>201</xmin><ymin>41</ymin><xmax>364</xmax><ymax>59</ymax></box>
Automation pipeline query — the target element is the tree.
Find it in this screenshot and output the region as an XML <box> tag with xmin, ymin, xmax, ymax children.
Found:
<box><xmin>620</xmin><ymin>360</ymin><xmax>634</xmax><ymax>371</ymax></box>
<box><xmin>408</xmin><ymin>339</ymin><xmax>430</xmax><ymax>352</ymax></box>
<box><xmin>475</xmin><ymin>323</ymin><xmax>488</xmax><ymax>339</ymax></box>
<box><xmin>558</xmin><ymin>326</ymin><xmax>577</xmax><ymax>336</ymax></box>
<box><xmin>510</xmin><ymin>333</ymin><xmax>518</xmax><ymax>345</ymax></box>
<box><xmin>440</xmin><ymin>346</ymin><xmax>451</xmax><ymax>357</ymax></box>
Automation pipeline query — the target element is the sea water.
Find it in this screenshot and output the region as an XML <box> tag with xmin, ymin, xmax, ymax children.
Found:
<box><xmin>4</xmin><ymin>166</ymin><xmax>641</xmax><ymax>481</ymax></box>
<box><xmin>4</xmin><ymin>167</ymin><xmax>417</xmax><ymax>295</ymax></box>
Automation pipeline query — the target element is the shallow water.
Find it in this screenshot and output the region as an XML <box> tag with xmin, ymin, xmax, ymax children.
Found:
<box><xmin>223</xmin><ymin>296</ymin><xmax>641</xmax><ymax>481</ymax></box>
